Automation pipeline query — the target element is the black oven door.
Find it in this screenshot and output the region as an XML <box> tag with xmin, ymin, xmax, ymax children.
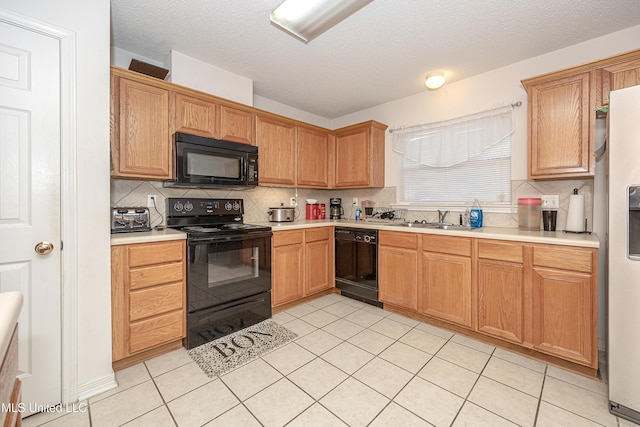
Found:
<box><xmin>186</xmin><ymin>232</ymin><xmax>272</xmax><ymax>348</ymax></box>
<box><xmin>187</xmin><ymin>233</ymin><xmax>272</xmax><ymax>313</ymax></box>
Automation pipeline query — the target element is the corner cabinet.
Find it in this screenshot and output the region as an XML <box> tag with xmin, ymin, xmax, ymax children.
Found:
<box><xmin>272</xmin><ymin>228</ymin><xmax>334</xmax><ymax>307</ymax></box>
<box><xmin>111</xmin><ymin>75</ymin><xmax>172</xmax><ymax>180</ymax></box>
<box><xmin>334</xmin><ymin>121</ymin><xmax>387</xmax><ymax>188</ymax></box>
<box><xmin>522</xmin><ymin>71</ymin><xmax>595</xmax><ymax>179</ymax></box>
<box><xmin>297</xmin><ymin>126</ymin><xmax>331</xmax><ymax>188</ymax></box>
<box><xmin>111</xmin><ymin>240</ymin><xmax>186</xmax><ymax>369</ymax></box>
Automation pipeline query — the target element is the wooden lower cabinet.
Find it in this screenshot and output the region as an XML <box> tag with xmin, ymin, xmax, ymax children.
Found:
<box><xmin>111</xmin><ymin>240</ymin><xmax>186</xmax><ymax>366</ymax></box>
<box><xmin>272</xmin><ymin>228</ymin><xmax>334</xmax><ymax>307</ymax></box>
<box><xmin>377</xmin><ymin>233</ymin><xmax>598</xmax><ymax>369</ymax></box>
<box><xmin>305</xmin><ymin>228</ymin><xmax>333</xmax><ymax>295</ymax></box>
<box><xmin>421</xmin><ymin>235</ymin><xmax>472</xmax><ymax>328</ymax></box>
<box><xmin>272</xmin><ymin>231</ymin><xmax>305</xmax><ymax>306</ymax></box>
<box><xmin>477</xmin><ymin>260</ymin><xmax>525</xmax><ymax>343</ymax></box>
<box><xmin>476</xmin><ymin>240</ymin><xmax>525</xmax><ymax>344</ymax></box>
<box><xmin>378</xmin><ymin>231</ymin><xmax>419</xmax><ymax>311</ymax></box>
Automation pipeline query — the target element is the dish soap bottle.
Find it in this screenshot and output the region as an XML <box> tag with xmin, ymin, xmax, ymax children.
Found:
<box><xmin>355</xmin><ymin>207</ymin><xmax>361</xmax><ymax>221</ymax></box>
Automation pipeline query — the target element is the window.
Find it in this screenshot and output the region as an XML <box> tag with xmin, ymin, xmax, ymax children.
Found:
<box><xmin>392</xmin><ymin>106</ymin><xmax>513</xmax><ymax>210</ymax></box>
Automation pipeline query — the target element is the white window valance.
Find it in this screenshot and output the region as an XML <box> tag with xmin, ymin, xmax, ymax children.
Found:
<box><xmin>391</xmin><ymin>105</ymin><xmax>514</xmax><ymax>167</ymax></box>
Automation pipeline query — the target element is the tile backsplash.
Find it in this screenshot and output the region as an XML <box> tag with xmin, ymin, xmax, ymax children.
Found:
<box><xmin>111</xmin><ymin>179</ymin><xmax>593</xmax><ymax>230</ymax></box>
<box><xmin>110</xmin><ymin>180</ymin><xmax>397</xmax><ymax>227</ymax></box>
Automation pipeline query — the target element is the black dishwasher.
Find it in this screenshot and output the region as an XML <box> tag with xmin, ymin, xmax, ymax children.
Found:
<box><xmin>335</xmin><ymin>227</ymin><xmax>381</xmax><ymax>307</ymax></box>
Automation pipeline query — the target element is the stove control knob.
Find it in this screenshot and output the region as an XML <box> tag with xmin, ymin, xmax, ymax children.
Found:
<box><xmin>225</xmin><ymin>202</ymin><xmax>232</xmax><ymax>211</ymax></box>
<box><xmin>233</xmin><ymin>202</ymin><xmax>240</xmax><ymax>211</ymax></box>
<box><xmin>174</xmin><ymin>202</ymin><xmax>184</xmax><ymax>212</ymax></box>
<box><xmin>184</xmin><ymin>201</ymin><xmax>193</xmax><ymax>212</ymax></box>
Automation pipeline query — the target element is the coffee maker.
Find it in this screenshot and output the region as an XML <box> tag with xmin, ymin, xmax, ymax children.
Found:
<box><xmin>329</xmin><ymin>198</ymin><xmax>344</xmax><ymax>220</ymax></box>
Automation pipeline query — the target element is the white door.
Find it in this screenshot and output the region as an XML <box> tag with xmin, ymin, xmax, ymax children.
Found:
<box><xmin>0</xmin><ymin>19</ymin><xmax>62</xmax><ymax>410</ymax></box>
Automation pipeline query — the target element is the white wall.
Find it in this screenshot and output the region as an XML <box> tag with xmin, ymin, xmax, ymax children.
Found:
<box><xmin>0</xmin><ymin>0</ymin><xmax>113</xmax><ymax>400</ymax></box>
<box><xmin>331</xmin><ymin>24</ymin><xmax>640</xmax><ymax>189</ymax></box>
<box><xmin>168</xmin><ymin>50</ymin><xmax>254</xmax><ymax>106</ymax></box>
<box><xmin>254</xmin><ymin>95</ymin><xmax>332</xmax><ymax>128</ymax></box>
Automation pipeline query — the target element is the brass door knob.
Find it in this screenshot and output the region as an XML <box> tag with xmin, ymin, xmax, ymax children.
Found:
<box><xmin>34</xmin><ymin>241</ymin><xmax>54</xmax><ymax>255</ymax></box>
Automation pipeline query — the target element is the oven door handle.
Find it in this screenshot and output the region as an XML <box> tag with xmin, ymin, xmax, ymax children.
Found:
<box><xmin>188</xmin><ymin>231</ymin><xmax>273</xmax><ymax>244</ymax></box>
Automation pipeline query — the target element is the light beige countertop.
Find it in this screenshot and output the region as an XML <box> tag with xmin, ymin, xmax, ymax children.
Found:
<box><xmin>0</xmin><ymin>291</ymin><xmax>23</xmax><ymax>360</ymax></box>
<box><xmin>256</xmin><ymin>219</ymin><xmax>600</xmax><ymax>248</ymax></box>
<box><xmin>110</xmin><ymin>228</ymin><xmax>187</xmax><ymax>246</ymax></box>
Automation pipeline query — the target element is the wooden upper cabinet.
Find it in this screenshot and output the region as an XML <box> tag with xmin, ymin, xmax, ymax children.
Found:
<box><xmin>523</xmin><ymin>71</ymin><xmax>595</xmax><ymax>179</ymax></box>
<box><xmin>111</xmin><ymin>76</ymin><xmax>172</xmax><ymax>180</ymax></box>
<box><xmin>297</xmin><ymin>126</ymin><xmax>330</xmax><ymax>188</ymax></box>
<box><xmin>173</xmin><ymin>93</ymin><xmax>218</xmax><ymax>138</ymax></box>
<box><xmin>255</xmin><ymin>114</ymin><xmax>297</xmax><ymax>186</ymax></box>
<box><xmin>220</xmin><ymin>105</ymin><xmax>254</xmax><ymax>145</ymax></box>
<box><xmin>334</xmin><ymin>121</ymin><xmax>387</xmax><ymax>188</ymax></box>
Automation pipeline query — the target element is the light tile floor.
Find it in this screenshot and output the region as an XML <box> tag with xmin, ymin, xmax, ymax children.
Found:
<box><xmin>23</xmin><ymin>294</ymin><xmax>629</xmax><ymax>427</ymax></box>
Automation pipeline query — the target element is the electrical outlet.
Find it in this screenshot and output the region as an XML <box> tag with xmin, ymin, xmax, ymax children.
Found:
<box><xmin>289</xmin><ymin>197</ymin><xmax>297</xmax><ymax>207</ymax></box>
<box><xmin>541</xmin><ymin>195</ymin><xmax>559</xmax><ymax>209</ymax></box>
<box><xmin>353</xmin><ymin>197</ymin><xmax>359</xmax><ymax>205</ymax></box>
<box><xmin>147</xmin><ymin>195</ymin><xmax>157</xmax><ymax>208</ymax></box>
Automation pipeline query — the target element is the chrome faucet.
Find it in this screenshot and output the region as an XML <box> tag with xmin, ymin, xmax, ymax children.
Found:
<box><xmin>438</xmin><ymin>210</ymin><xmax>450</xmax><ymax>223</ymax></box>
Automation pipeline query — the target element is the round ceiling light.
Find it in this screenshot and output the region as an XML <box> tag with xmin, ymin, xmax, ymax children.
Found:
<box><xmin>425</xmin><ymin>72</ymin><xmax>446</xmax><ymax>90</ymax></box>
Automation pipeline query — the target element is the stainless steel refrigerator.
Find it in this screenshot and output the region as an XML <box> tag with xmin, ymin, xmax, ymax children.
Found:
<box><xmin>608</xmin><ymin>84</ymin><xmax>640</xmax><ymax>423</ymax></box>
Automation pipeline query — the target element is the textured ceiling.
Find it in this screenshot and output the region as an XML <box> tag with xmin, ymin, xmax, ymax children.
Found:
<box><xmin>110</xmin><ymin>0</ymin><xmax>640</xmax><ymax>119</ymax></box>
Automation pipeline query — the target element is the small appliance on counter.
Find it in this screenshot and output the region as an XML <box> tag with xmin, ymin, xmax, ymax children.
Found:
<box><xmin>111</xmin><ymin>207</ymin><xmax>151</xmax><ymax>233</ymax></box>
<box><xmin>305</xmin><ymin>200</ymin><xmax>325</xmax><ymax>220</ymax></box>
<box><xmin>267</xmin><ymin>204</ymin><xmax>296</xmax><ymax>222</ymax></box>
<box><xmin>329</xmin><ymin>198</ymin><xmax>344</xmax><ymax>220</ymax></box>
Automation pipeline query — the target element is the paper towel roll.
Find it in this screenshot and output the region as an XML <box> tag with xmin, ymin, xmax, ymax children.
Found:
<box><xmin>566</xmin><ymin>194</ymin><xmax>585</xmax><ymax>232</ymax></box>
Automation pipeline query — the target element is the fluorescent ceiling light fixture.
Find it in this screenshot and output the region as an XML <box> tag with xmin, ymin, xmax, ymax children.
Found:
<box><xmin>425</xmin><ymin>72</ymin><xmax>446</xmax><ymax>90</ymax></box>
<box><xmin>270</xmin><ymin>0</ymin><xmax>373</xmax><ymax>43</ymax></box>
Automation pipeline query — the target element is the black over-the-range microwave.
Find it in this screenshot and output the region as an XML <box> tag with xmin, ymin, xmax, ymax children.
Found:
<box><xmin>164</xmin><ymin>132</ymin><xmax>259</xmax><ymax>189</ymax></box>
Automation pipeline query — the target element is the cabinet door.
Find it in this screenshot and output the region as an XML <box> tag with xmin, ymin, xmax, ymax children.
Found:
<box><xmin>477</xmin><ymin>260</ymin><xmax>524</xmax><ymax>343</ymax></box>
<box><xmin>255</xmin><ymin>115</ymin><xmax>297</xmax><ymax>186</ymax></box>
<box><xmin>173</xmin><ymin>93</ymin><xmax>218</xmax><ymax>138</ymax></box>
<box><xmin>306</xmin><ymin>238</ymin><xmax>332</xmax><ymax>294</ymax></box>
<box><xmin>272</xmin><ymin>243</ymin><xmax>304</xmax><ymax>306</ymax></box>
<box><xmin>220</xmin><ymin>105</ymin><xmax>254</xmax><ymax>145</ymax></box>
<box><xmin>532</xmin><ymin>267</ymin><xmax>594</xmax><ymax>366</ymax></box>
<box><xmin>379</xmin><ymin>245</ymin><xmax>418</xmax><ymax>310</ymax></box>
<box><xmin>527</xmin><ymin>71</ymin><xmax>594</xmax><ymax>178</ymax></box>
<box><xmin>334</xmin><ymin>126</ymin><xmax>370</xmax><ymax>187</ymax></box>
<box><xmin>114</xmin><ymin>78</ymin><xmax>171</xmax><ymax>179</ymax></box>
<box><xmin>297</xmin><ymin>126</ymin><xmax>329</xmax><ymax>187</ymax></box>
<box><xmin>422</xmin><ymin>251</ymin><xmax>472</xmax><ymax>327</ymax></box>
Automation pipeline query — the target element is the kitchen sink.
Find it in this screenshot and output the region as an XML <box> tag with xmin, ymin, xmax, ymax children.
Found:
<box><xmin>391</xmin><ymin>222</ymin><xmax>475</xmax><ymax>231</ymax></box>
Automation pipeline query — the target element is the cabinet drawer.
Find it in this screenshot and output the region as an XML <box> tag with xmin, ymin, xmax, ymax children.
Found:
<box><xmin>129</xmin><ymin>310</ymin><xmax>183</xmax><ymax>354</ymax></box>
<box><xmin>478</xmin><ymin>240</ymin><xmax>524</xmax><ymax>263</ymax></box>
<box><xmin>305</xmin><ymin>227</ymin><xmax>331</xmax><ymax>243</ymax></box>
<box><xmin>128</xmin><ymin>241</ymin><xmax>184</xmax><ymax>267</ymax></box>
<box><xmin>273</xmin><ymin>230</ymin><xmax>304</xmax><ymax>247</ymax></box>
<box><xmin>380</xmin><ymin>231</ymin><xmax>418</xmax><ymax>249</ymax></box>
<box><xmin>533</xmin><ymin>245</ymin><xmax>592</xmax><ymax>273</ymax></box>
<box><xmin>423</xmin><ymin>235</ymin><xmax>471</xmax><ymax>257</ymax></box>
<box><xmin>130</xmin><ymin>262</ymin><xmax>184</xmax><ymax>290</ymax></box>
<box><xmin>130</xmin><ymin>282</ymin><xmax>183</xmax><ymax>321</ymax></box>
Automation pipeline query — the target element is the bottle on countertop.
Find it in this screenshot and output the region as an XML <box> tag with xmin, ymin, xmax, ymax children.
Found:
<box><xmin>355</xmin><ymin>207</ymin><xmax>361</xmax><ymax>221</ymax></box>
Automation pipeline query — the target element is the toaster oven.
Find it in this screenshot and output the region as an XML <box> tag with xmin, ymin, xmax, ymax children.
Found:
<box><xmin>111</xmin><ymin>207</ymin><xmax>151</xmax><ymax>233</ymax></box>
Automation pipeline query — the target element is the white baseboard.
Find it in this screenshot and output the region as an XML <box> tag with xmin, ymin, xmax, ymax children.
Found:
<box><xmin>76</xmin><ymin>373</ymin><xmax>117</xmax><ymax>402</ymax></box>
